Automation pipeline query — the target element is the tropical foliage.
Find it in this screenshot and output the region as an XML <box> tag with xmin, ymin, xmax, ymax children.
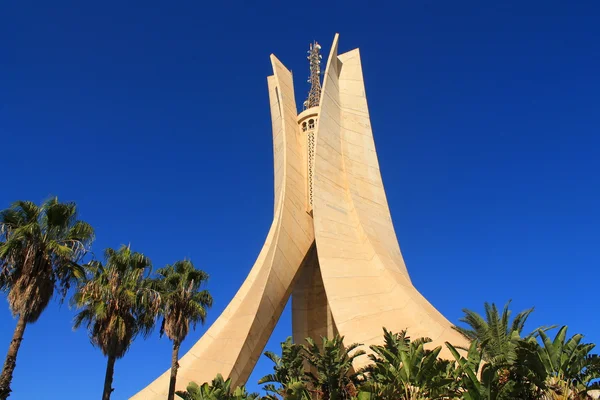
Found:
<box><xmin>452</xmin><ymin>300</ymin><xmax>544</xmax><ymax>365</ymax></box>
<box><xmin>302</xmin><ymin>336</ymin><xmax>365</xmax><ymax>400</ymax></box>
<box><xmin>259</xmin><ymin>337</ymin><xmax>309</xmax><ymax>400</ymax></box>
<box><xmin>258</xmin><ymin>335</ymin><xmax>365</xmax><ymax>400</ymax></box>
<box><xmin>536</xmin><ymin>326</ymin><xmax>600</xmax><ymax>399</ymax></box>
<box><xmin>176</xmin><ymin>374</ymin><xmax>259</xmax><ymax>400</ymax></box>
<box><xmin>361</xmin><ymin>329</ymin><xmax>455</xmax><ymax>400</ymax></box>
<box><xmin>249</xmin><ymin>302</ymin><xmax>600</xmax><ymax>400</ymax></box>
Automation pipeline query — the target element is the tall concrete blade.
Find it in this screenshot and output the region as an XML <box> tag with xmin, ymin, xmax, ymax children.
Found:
<box><xmin>131</xmin><ymin>56</ymin><xmax>314</xmax><ymax>400</ymax></box>
<box><xmin>312</xmin><ymin>34</ymin><xmax>468</xmax><ymax>367</ymax></box>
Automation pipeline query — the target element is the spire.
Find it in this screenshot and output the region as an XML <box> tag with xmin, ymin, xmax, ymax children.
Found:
<box><xmin>303</xmin><ymin>41</ymin><xmax>322</xmax><ymax>110</ymax></box>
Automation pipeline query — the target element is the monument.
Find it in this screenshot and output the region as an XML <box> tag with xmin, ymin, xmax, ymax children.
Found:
<box><xmin>132</xmin><ymin>34</ymin><xmax>467</xmax><ymax>399</ymax></box>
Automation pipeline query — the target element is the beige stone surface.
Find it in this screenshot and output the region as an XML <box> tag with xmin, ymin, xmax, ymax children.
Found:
<box><xmin>292</xmin><ymin>244</ymin><xmax>337</xmax><ymax>345</ymax></box>
<box><xmin>132</xmin><ymin>34</ymin><xmax>466</xmax><ymax>399</ymax></box>
<box><xmin>313</xmin><ymin>34</ymin><xmax>467</xmax><ymax>366</ymax></box>
<box><xmin>131</xmin><ymin>55</ymin><xmax>314</xmax><ymax>400</ymax></box>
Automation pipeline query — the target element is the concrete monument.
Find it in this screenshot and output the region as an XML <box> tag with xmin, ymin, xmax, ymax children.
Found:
<box><xmin>132</xmin><ymin>34</ymin><xmax>466</xmax><ymax>399</ymax></box>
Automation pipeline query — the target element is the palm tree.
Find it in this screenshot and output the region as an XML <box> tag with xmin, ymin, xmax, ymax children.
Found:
<box><xmin>259</xmin><ymin>337</ymin><xmax>309</xmax><ymax>399</ymax></box>
<box><xmin>302</xmin><ymin>335</ymin><xmax>365</xmax><ymax>400</ymax></box>
<box><xmin>73</xmin><ymin>245</ymin><xmax>160</xmax><ymax>400</ymax></box>
<box><xmin>0</xmin><ymin>198</ymin><xmax>94</xmax><ymax>399</ymax></box>
<box><xmin>361</xmin><ymin>329</ymin><xmax>454</xmax><ymax>400</ymax></box>
<box><xmin>155</xmin><ymin>260</ymin><xmax>213</xmax><ymax>400</ymax></box>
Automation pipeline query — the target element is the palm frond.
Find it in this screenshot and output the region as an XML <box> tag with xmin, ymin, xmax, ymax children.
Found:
<box><xmin>72</xmin><ymin>245</ymin><xmax>157</xmax><ymax>359</ymax></box>
<box><xmin>0</xmin><ymin>198</ymin><xmax>94</xmax><ymax>320</ymax></box>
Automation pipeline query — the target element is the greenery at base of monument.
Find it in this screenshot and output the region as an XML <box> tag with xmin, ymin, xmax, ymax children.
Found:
<box><xmin>177</xmin><ymin>303</ymin><xmax>600</xmax><ymax>400</ymax></box>
<box><xmin>0</xmin><ymin>198</ymin><xmax>213</xmax><ymax>400</ymax></box>
<box><xmin>1</xmin><ymin>199</ymin><xmax>599</xmax><ymax>400</ymax></box>
<box><xmin>176</xmin><ymin>374</ymin><xmax>260</xmax><ymax>400</ymax></box>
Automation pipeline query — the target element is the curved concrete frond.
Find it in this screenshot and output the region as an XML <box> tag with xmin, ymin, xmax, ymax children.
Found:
<box><xmin>131</xmin><ymin>55</ymin><xmax>314</xmax><ymax>400</ymax></box>
<box><xmin>312</xmin><ymin>34</ymin><xmax>468</xmax><ymax>366</ymax></box>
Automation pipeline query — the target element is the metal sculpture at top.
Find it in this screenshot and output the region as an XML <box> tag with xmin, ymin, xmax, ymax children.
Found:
<box><xmin>303</xmin><ymin>41</ymin><xmax>322</xmax><ymax>110</ymax></box>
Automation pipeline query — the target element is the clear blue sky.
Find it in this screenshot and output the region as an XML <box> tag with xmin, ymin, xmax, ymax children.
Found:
<box><xmin>1</xmin><ymin>1</ymin><xmax>599</xmax><ymax>399</ymax></box>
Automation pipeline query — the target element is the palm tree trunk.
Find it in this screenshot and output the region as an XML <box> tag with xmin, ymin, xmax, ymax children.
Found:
<box><xmin>102</xmin><ymin>355</ymin><xmax>116</xmax><ymax>400</ymax></box>
<box><xmin>0</xmin><ymin>315</ymin><xmax>27</xmax><ymax>400</ymax></box>
<box><xmin>168</xmin><ymin>340</ymin><xmax>180</xmax><ymax>400</ymax></box>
